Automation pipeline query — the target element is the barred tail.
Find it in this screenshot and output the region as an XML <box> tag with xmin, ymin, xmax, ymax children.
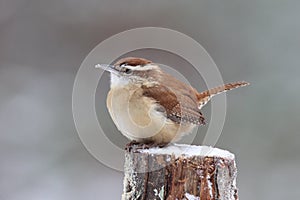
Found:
<box><xmin>197</xmin><ymin>81</ymin><xmax>249</xmax><ymax>109</ymax></box>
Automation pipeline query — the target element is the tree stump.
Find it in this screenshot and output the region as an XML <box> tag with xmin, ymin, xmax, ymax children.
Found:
<box><xmin>122</xmin><ymin>144</ymin><xmax>238</xmax><ymax>200</ymax></box>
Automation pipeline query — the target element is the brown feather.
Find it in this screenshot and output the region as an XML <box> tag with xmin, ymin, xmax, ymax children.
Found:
<box><xmin>197</xmin><ymin>81</ymin><xmax>250</xmax><ymax>108</ymax></box>
<box><xmin>142</xmin><ymin>84</ymin><xmax>205</xmax><ymax>125</ymax></box>
<box><xmin>114</xmin><ymin>57</ymin><xmax>152</xmax><ymax>66</ymax></box>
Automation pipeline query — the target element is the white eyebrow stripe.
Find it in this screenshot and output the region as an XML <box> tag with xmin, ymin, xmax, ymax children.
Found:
<box><xmin>126</xmin><ymin>64</ymin><xmax>159</xmax><ymax>71</ymax></box>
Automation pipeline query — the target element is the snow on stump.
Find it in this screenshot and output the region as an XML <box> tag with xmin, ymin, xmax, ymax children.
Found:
<box><xmin>122</xmin><ymin>144</ymin><xmax>238</xmax><ymax>200</ymax></box>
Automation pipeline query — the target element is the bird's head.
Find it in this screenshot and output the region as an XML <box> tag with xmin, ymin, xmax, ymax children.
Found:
<box><xmin>96</xmin><ymin>57</ymin><xmax>161</xmax><ymax>88</ymax></box>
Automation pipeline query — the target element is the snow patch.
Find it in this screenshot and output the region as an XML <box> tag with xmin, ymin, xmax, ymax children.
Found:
<box><xmin>184</xmin><ymin>193</ymin><xmax>200</xmax><ymax>200</ymax></box>
<box><xmin>153</xmin><ymin>186</ymin><xmax>164</xmax><ymax>200</ymax></box>
<box><xmin>140</xmin><ymin>143</ymin><xmax>234</xmax><ymax>160</ymax></box>
<box><xmin>207</xmin><ymin>174</ymin><xmax>213</xmax><ymax>198</ymax></box>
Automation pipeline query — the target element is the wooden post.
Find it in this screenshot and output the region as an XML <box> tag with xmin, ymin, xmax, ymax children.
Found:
<box><xmin>122</xmin><ymin>144</ymin><xmax>238</xmax><ymax>200</ymax></box>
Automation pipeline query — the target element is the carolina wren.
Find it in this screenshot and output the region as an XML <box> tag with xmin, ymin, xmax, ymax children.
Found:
<box><xmin>96</xmin><ymin>57</ymin><xmax>249</xmax><ymax>144</ymax></box>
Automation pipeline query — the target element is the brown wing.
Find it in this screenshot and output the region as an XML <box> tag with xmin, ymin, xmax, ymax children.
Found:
<box><xmin>142</xmin><ymin>84</ymin><xmax>205</xmax><ymax>125</ymax></box>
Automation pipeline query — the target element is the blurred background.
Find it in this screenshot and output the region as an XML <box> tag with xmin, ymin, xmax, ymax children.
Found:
<box><xmin>1</xmin><ymin>0</ymin><xmax>300</xmax><ymax>199</ymax></box>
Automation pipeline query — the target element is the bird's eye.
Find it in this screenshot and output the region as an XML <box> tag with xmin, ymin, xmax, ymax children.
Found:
<box><xmin>125</xmin><ymin>68</ymin><xmax>132</xmax><ymax>74</ymax></box>
<box><xmin>120</xmin><ymin>63</ymin><xmax>127</xmax><ymax>67</ymax></box>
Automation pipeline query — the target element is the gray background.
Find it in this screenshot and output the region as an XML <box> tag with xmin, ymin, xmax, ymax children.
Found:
<box><xmin>1</xmin><ymin>0</ymin><xmax>300</xmax><ymax>199</ymax></box>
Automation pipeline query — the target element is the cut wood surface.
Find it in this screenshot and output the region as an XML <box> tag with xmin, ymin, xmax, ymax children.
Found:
<box><xmin>122</xmin><ymin>144</ymin><xmax>238</xmax><ymax>200</ymax></box>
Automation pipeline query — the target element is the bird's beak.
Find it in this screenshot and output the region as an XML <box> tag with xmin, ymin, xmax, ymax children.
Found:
<box><xmin>95</xmin><ymin>64</ymin><xmax>118</xmax><ymax>74</ymax></box>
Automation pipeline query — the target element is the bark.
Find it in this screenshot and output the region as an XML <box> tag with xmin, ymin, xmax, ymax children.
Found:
<box><xmin>122</xmin><ymin>144</ymin><xmax>238</xmax><ymax>200</ymax></box>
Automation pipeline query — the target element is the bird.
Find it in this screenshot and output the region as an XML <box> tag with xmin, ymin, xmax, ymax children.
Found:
<box><xmin>96</xmin><ymin>57</ymin><xmax>249</xmax><ymax>145</ymax></box>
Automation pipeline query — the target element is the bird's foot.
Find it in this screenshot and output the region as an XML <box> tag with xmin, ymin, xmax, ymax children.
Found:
<box><xmin>139</xmin><ymin>141</ymin><xmax>168</xmax><ymax>149</ymax></box>
<box><xmin>125</xmin><ymin>140</ymin><xmax>140</xmax><ymax>151</ymax></box>
<box><xmin>125</xmin><ymin>140</ymin><xmax>168</xmax><ymax>151</ymax></box>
